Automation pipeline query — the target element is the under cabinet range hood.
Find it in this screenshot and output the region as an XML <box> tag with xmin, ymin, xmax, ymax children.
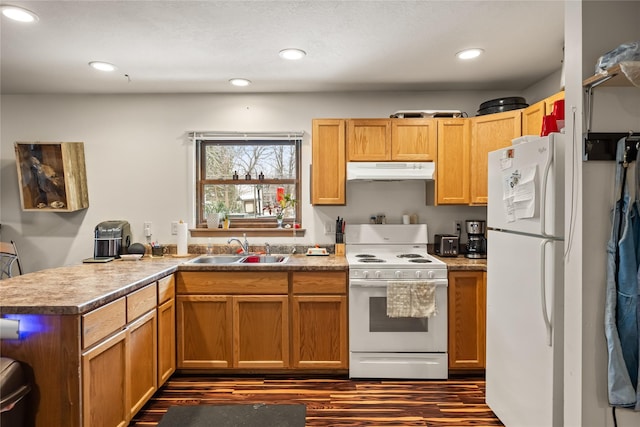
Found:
<box><xmin>346</xmin><ymin>162</ymin><xmax>435</xmax><ymax>181</ymax></box>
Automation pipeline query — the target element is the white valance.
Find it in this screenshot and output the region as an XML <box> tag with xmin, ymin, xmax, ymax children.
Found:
<box><xmin>189</xmin><ymin>131</ymin><xmax>304</xmax><ymax>142</ymax></box>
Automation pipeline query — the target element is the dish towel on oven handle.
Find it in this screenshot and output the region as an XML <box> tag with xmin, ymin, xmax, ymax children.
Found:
<box><xmin>386</xmin><ymin>281</ymin><xmax>437</xmax><ymax>318</ymax></box>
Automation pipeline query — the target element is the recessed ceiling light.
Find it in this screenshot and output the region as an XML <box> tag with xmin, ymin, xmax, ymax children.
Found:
<box><xmin>229</xmin><ymin>78</ymin><xmax>252</xmax><ymax>87</ymax></box>
<box><xmin>279</xmin><ymin>48</ymin><xmax>306</xmax><ymax>60</ymax></box>
<box><xmin>456</xmin><ymin>48</ymin><xmax>484</xmax><ymax>60</ymax></box>
<box><xmin>1</xmin><ymin>5</ymin><xmax>39</xmax><ymax>22</ymax></box>
<box><xmin>89</xmin><ymin>61</ymin><xmax>117</xmax><ymax>72</ymax></box>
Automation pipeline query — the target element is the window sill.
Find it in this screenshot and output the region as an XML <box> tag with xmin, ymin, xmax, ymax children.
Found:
<box><xmin>190</xmin><ymin>228</ymin><xmax>306</xmax><ymax>238</ymax></box>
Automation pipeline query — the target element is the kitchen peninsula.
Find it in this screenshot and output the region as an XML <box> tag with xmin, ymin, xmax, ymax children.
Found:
<box><xmin>0</xmin><ymin>255</ymin><xmax>348</xmax><ymax>427</ymax></box>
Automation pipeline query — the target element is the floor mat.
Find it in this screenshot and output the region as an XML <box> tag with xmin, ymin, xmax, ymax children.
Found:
<box><xmin>157</xmin><ymin>403</ymin><xmax>306</xmax><ymax>427</ymax></box>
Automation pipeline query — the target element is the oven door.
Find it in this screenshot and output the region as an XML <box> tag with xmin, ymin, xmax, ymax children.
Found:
<box><xmin>349</xmin><ymin>279</ymin><xmax>448</xmax><ymax>352</ymax></box>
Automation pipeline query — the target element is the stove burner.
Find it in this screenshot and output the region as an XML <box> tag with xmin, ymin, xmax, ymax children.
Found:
<box><xmin>397</xmin><ymin>253</ymin><xmax>424</xmax><ymax>259</ymax></box>
<box><xmin>359</xmin><ymin>258</ymin><xmax>385</xmax><ymax>263</ymax></box>
<box><xmin>355</xmin><ymin>254</ymin><xmax>376</xmax><ymax>258</ymax></box>
<box><xmin>409</xmin><ymin>258</ymin><xmax>432</xmax><ymax>263</ymax></box>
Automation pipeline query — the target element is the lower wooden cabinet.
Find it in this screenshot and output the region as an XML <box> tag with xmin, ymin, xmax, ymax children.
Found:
<box><xmin>127</xmin><ymin>310</ymin><xmax>157</xmax><ymax>417</ymax></box>
<box><xmin>0</xmin><ymin>274</ymin><xmax>176</xmax><ymax>427</ymax></box>
<box><xmin>176</xmin><ymin>271</ymin><xmax>290</xmax><ymax>370</ymax></box>
<box><xmin>234</xmin><ymin>295</ymin><xmax>289</xmax><ymax>368</ymax></box>
<box><xmin>447</xmin><ymin>270</ymin><xmax>486</xmax><ymax>371</ymax></box>
<box><xmin>157</xmin><ymin>297</ymin><xmax>176</xmax><ymax>384</ymax></box>
<box><xmin>157</xmin><ymin>275</ymin><xmax>176</xmax><ymax>385</ymax></box>
<box><xmin>291</xmin><ymin>271</ymin><xmax>348</xmax><ymax>369</ymax></box>
<box><xmin>82</xmin><ymin>283</ymin><xmax>159</xmax><ymax>426</ymax></box>
<box><xmin>82</xmin><ymin>329</ymin><xmax>128</xmax><ymax>427</ymax></box>
<box><xmin>177</xmin><ymin>295</ymin><xmax>233</xmax><ymax>368</ymax></box>
<box><xmin>176</xmin><ymin>270</ymin><xmax>348</xmax><ymax>372</ymax></box>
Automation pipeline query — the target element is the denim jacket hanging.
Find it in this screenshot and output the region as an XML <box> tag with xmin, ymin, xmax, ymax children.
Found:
<box><xmin>604</xmin><ymin>138</ymin><xmax>640</xmax><ymax>410</ymax></box>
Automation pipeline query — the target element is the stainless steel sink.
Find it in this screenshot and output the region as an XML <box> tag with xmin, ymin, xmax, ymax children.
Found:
<box><xmin>187</xmin><ymin>255</ymin><xmax>245</xmax><ymax>264</ymax></box>
<box><xmin>186</xmin><ymin>254</ymin><xmax>288</xmax><ymax>265</ymax></box>
<box><xmin>240</xmin><ymin>255</ymin><xmax>288</xmax><ymax>264</ymax></box>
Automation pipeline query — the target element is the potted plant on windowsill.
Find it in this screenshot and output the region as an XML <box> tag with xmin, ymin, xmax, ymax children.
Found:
<box><xmin>275</xmin><ymin>192</ymin><xmax>296</xmax><ymax>229</ymax></box>
<box><xmin>204</xmin><ymin>201</ymin><xmax>228</xmax><ymax>229</ymax></box>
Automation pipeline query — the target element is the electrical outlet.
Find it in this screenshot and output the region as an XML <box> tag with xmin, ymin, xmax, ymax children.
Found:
<box><xmin>171</xmin><ymin>221</ymin><xmax>178</xmax><ymax>235</ymax></box>
<box><xmin>144</xmin><ymin>221</ymin><xmax>152</xmax><ymax>237</ymax></box>
<box><xmin>324</xmin><ymin>220</ymin><xmax>334</xmax><ymax>235</ymax></box>
<box><xmin>454</xmin><ymin>220</ymin><xmax>462</xmax><ymax>235</ymax></box>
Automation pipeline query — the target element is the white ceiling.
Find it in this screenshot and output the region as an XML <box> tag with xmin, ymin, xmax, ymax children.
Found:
<box><xmin>0</xmin><ymin>0</ymin><xmax>565</xmax><ymax>94</ymax></box>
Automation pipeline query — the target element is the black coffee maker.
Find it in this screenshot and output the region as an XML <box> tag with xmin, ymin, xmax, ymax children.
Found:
<box><xmin>94</xmin><ymin>220</ymin><xmax>131</xmax><ymax>259</ymax></box>
<box><xmin>465</xmin><ymin>220</ymin><xmax>487</xmax><ymax>259</ymax></box>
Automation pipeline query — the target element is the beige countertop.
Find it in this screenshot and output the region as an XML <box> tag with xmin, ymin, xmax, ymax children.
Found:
<box><xmin>0</xmin><ymin>253</ymin><xmax>485</xmax><ymax>315</ymax></box>
<box><xmin>432</xmin><ymin>254</ymin><xmax>487</xmax><ymax>271</ymax></box>
<box><xmin>0</xmin><ymin>254</ymin><xmax>349</xmax><ymax>315</ymax></box>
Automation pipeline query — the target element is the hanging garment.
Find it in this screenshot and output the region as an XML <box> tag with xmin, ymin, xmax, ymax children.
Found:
<box><xmin>605</xmin><ymin>138</ymin><xmax>640</xmax><ymax>410</ymax></box>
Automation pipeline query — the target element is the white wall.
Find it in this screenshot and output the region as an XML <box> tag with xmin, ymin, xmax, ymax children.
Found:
<box><xmin>0</xmin><ymin>90</ymin><xmax>512</xmax><ymax>272</ymax></box>
<box><xmin>565</xmin><ymin>1</ymin><xmax>640</xmax><ymax>426</ymax></box>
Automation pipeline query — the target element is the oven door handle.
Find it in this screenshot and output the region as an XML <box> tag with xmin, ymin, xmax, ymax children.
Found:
<box><xmin>349</xmin><ymin>279</ymin><xmax>448</xmax><ymax>288</ymax></box>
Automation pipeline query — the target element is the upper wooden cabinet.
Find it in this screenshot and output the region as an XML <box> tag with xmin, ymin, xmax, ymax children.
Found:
<box><xmin>311</xmin><ymin>119</ymin><xmax>346</xmax><ymax>205</ymax></box>
<box><xmin>522</xmin><ymin>90</ymin><xmax>565</xmax><ymax>136</ymax></box>
<box><xmin>391</xmin><ymin>119</ymin><xmax>437</xmax><ymax>161</ymax></box>
<box><xmin>436</xmin><ymin>119</ymin><xmax>471</xmax><ymax>205</ymax></box>
<box><xmin>544</xmin><ymin>90</ymin><xmax>565</xmax><ymax>116</ymax></box>
<box><xmin>470</xmin><ymin>110</ymin><xmax>522</xmax><ymax>205</ymax></box>
<box><xmin>346</xmin><ymin>119</ymin><xmax>436</xmax><ymax>161</ymax></box>
<box><xmin>14</xmin><ymin>141</ymin><xmax>89</xmax><ymax>212</ymax></box>
<box><xmin>347</xmin><ymin>119</ymin><xmax>391</xmax><ymax>161</ymax></box>
<box><xmin>522</xmin><ymin>99</ymin><xmax>546</xmax><ymax>136</ymax></box>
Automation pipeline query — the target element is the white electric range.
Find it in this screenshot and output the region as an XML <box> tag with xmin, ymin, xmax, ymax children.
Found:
<box><xmin>345</xmin><ymin>224</ymin><xmax>448</xmax><ymax>379</ymax></box>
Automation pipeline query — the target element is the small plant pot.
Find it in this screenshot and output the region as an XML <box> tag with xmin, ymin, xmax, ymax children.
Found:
<box><xmin>206</xmin><ymin>213</ymin><xmax>220</xmax><ymax>229</ymax></box>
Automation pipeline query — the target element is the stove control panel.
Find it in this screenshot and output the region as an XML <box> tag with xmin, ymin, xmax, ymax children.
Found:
<box><xmin>349</xmin><ymin>268</ymin><xmax>447</xmax><ymax>280</ymax></box>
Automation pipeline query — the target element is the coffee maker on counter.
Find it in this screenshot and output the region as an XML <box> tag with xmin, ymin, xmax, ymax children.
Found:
<box><xmin>465</xmin><ymin>220</ymin><xmax>487</xmax><ymax>259</ymax></box>
<box><xmin>94</xmin><ymin>220</ymin><xmax>131</xmax><ymax>259</ymax></box>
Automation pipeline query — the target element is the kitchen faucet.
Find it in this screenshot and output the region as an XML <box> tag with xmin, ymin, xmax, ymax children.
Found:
<box><xmin>227</xmin><ymin>233</ymin><xmax>249</xmax><ymax>254</ymax></box>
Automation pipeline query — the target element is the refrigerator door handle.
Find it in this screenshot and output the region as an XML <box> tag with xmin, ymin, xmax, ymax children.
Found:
<box><xmin>540</xmin><ymin>136</ymin><xmax>554</xmax><ymax>238</ymax></box>
<box><xmin>540</xmin><ymin>239</ymin><xmax>553</xmax><ymax>346</ymax></box>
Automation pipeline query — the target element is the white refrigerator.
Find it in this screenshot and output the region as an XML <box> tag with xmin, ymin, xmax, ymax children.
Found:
<box><xmin>485</xmin><ymin>133</ymin><xmax>565</xmax><ymax>427</ymax></box>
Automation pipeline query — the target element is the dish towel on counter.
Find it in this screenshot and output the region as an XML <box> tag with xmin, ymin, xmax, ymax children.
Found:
<box><xmin>386</xmin><ymin>281</ymin><xmax>437</xmax><ymax>318</ymax></box>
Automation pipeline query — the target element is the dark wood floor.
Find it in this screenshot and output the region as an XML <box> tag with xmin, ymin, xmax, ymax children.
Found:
<box><xmin>129</xmin><ymin>375</ymin><xmax>504</xmax><ymax>426</ymax></box>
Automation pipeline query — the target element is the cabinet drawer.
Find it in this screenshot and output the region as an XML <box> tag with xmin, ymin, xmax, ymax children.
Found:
<box><xmin>177</xmin><ymin>272</ymin><xmax>288</xmax><ymax>294</ymax></box>
<box><xmin>127</xmin><ymin>283</ymin><xmax>157</xmax><ymax>321</ymax></box>
<box><xmin>292</xmin><ymin>272</ymin><xmax>347</xmax><ymax>294</ymax></box>
<box><xmin>82</xmin><ymin>297</ymin><xmax>126</xmax><ymax>349</ymax></box>
<box><xmin>158</xmin><ymin>275</ymin><xmax>175</xmax><ymax>304</ymax></box>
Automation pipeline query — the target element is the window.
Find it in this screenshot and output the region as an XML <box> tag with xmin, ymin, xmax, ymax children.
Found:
<box><xmin>194</xmin><ymin>132</ymin><xmax>302</xmax><ymax>229</ymax></box>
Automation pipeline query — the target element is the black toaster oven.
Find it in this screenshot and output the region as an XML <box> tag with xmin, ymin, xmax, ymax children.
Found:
<box><xmin>434</xmin><ymin>234</ymin><xmax>459</xmax><ymax>257</ymax></box>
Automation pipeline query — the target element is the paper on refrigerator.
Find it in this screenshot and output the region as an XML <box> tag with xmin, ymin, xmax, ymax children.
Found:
<box><xmin>501</xmin><ymin>165</ymin><xmax>537</xmax><ymax>222</ymax></box>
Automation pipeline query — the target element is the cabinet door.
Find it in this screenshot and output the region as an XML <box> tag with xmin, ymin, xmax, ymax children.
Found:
<box><xmin>391</xmin><ymin>119</ymin><xmax>437</xmax><ymax>161</ymax></box>
<box><xmin>82</xmin><ymin>329</ymin><xmax>128</xmax><ymax>427</ymax></box>
<box><xmin>544</xmin><ymin>90</ymin><xmax>565</xmax><ymax>115</ymax></box>
<box><xmin>292</xmin><ymin>295</ymin><xmax>348</xmax><ymax>369</ymax></box>
<box><xmin>436</xmin><ymin>119</ymin><xmax>470</xmax><ymax>204</ymax></box>
<box><xmin>176</xmin><ymin>295</ymin><xmax>233</xmax><ymax>368</ymax></box>
<box><xmin>157</xmin><ymin>298</ymin><xmax>176</xmax><ymax>386</ymax></box>
<box><xmin>311</xmin><ymin>119</ymin><xmax>346</xmax><ymax>205</ymax></box>
<box><xmin>233</xmin><ymin>295</ymin><xmax>289</xmax><ymax>368</ymax></box>
<box><xmin>128</xmin><ymin>310</ymin><xmax>157</xmax><ymax>417</ymax></box>
<box><xmin>522</xmin><ymin>99</ymin><xmax>546</xmax><ymax>136</ymax></box>
<box><xmin>347</xmin><ymin>119</ymin><xmax>391</xmax><ymax>161</ymax></box>
<box><xmin>470</xmin><ymin>110</ymin><xmax>522</xmax><ymax>205</ymax></box>
<box><xmin>448</xmin><ymin>271</ymin><xmax>486</xmax><ymax>370</ymax></box>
